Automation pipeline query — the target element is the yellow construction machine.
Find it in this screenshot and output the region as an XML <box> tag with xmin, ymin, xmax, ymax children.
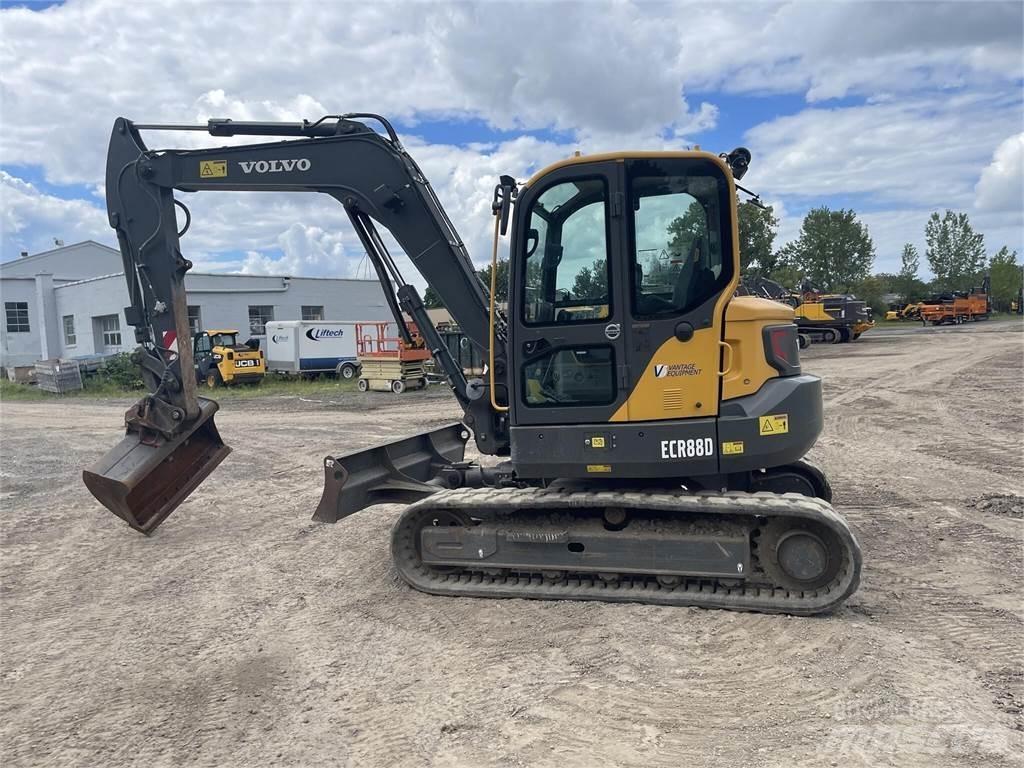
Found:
<box><xmin>82</xmin><ymin>114</ymin><xmax>861</xmax><ymax>614</ymax></box>
<box><xmin>193</xmin><ymin>329</ymin><xmax>265</xmax><ymax>387</ymax></box>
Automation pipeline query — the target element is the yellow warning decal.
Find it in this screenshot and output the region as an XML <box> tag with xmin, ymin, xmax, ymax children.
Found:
<box><xmin>199</xmin><ymin>160</ymin><xmax>227</xmax><ymax>178</ymax></box>
<box><xmin>590</xmin><ymin>436</ymin><xmax>606</xmax><ymax>448</ymax></box>
<box><xmin>759</xmin><ymin>414</ymin><xmax>789</xmax><ymax>436</ymax></box>
<box><xmin>722</xmin><ymin>441</ymin><xmax>745</xmax><ymax>455</ymax></box>
<box><xmin>586</xmin><ymin>464</ymin><xmax>612</xmax><ymax>473</ymax></box>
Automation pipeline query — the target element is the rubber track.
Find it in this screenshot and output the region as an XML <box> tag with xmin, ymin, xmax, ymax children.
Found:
<box><xmin>391</xmin><ymin>488</ymin><xmax>862</xmax><ymax>615</ymax></box>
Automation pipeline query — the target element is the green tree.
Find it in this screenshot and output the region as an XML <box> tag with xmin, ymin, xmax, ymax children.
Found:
<box><xmin>852</xmin><ymin>273</ymin><xmax>896</xmax><ymax>317</ymax></box>
<box><xmin>737</xmin><ymin>202</ymin><xmax>780</xmax><ymax>275</ymax></box>
<box><xmin>571</xmin><ymin>259</ymin><xmax>609</xmax><ymax>299</ymax></box>
<box><xmin>925</xmin><ymin>210</ymin><xmax>986</xmax><ymax>292</ymax></box>
<box><xmin>779</xmin><ymin>207</ymin><xmax>875</xmax><ymax>292</ymax></box>
<box><xmin>424</xmin><ymin>258</ymin><xmax>513</xmax><ymax>310</ymax></box>
<box><xmin>423</xmin><ymin>285</ymin><xmax>444</xmax><ymax>309</ymax></box>
<box><xmin>989</xmin><ymin>246</ymin><xmax>1021</xmax><ymax>312</ymax></box>
<box><xmin>666</xmin><ymin>201</ymin><xmax>707</xmax><ymax>258</ymax></box>
<box><xmin>895</xmin><ymin>243</ymin><xmax>921</xmax><ymax>302</ymax></box>
<box><xmin>477</xmin><ymin>258</ymin><xmax>511</xmax><ymax>303</ymax></box>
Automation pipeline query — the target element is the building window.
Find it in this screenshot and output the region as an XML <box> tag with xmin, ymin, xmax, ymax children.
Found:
<box><xmin>187</xmin><ymin>305</ymin><xmax>202</xmax><ymax>335</ymax></box>
<box><xmin>301</xmin><ymin>305</ymin><xmax>324</xmax><ymax>321</ymax></box>
<box><xmin>98</xmin><ymin>315</ymin><xmax>122</xmax><ymax>348</ymax></box>
<box><xmin>63</xmin><ymin>315</ymin><xmax>76</xmax><ymax>346</ymax></box>
<box><xmin>248</xmin><ymin>305</ymin><xmax>274</xmax><ymax>335</ymax></box>
<box><xmin>4</xmin><ymin>302</ymin><xmax>30</xmax><ymax>333</ymax></box>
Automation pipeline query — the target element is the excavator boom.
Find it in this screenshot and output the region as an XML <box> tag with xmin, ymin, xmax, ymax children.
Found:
<box><xmin>85</xmin><ymin>115</ymin><xmax>509</xmax><ymax>533</ymax></box>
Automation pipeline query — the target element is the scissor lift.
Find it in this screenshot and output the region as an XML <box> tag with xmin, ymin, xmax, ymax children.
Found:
<box><xmin>355</xmin><ymin>321</ymin><xmax>430</xmax><ymax>393</ymax></box>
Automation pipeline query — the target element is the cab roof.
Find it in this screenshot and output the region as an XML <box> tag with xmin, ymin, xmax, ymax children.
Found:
<box><xmin>524</xmin><ymin>149</ymin><xmax>732</xmax><ymax>188</ymax></box>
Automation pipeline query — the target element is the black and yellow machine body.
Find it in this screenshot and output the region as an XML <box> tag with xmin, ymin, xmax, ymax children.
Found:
<box><xmin>193</xmin><ymin>330</ymin><xmax>265</xmax><ymax>387</ymax></box>
<box><xmin>84</xmin><ymin>115</ymin><xmax>859</xmax><ymax>613</ymax></box>
<box><xmin>503</xmin><ymin>155</ymin><xmax>820</xmax><ymax>483</ymax></box>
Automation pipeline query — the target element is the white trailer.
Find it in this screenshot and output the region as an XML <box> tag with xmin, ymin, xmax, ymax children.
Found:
<box><xmin>264</xmin><ymin>321</ymin><xmax>361</xmax><ymax>379</ymax></box>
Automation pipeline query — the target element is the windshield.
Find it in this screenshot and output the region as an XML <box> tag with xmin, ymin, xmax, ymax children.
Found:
<box><xmin>209</xmin><ymin>333</ymin><xmax>237</xmax><ymax>348</ymax></box>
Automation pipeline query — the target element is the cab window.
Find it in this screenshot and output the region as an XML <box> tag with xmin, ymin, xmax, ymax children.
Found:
<box><xmin>194</xmin><ymin>334</ymin><xmax>212</xmax><ymax>354</ymax></box>
<box><xmin>628</xmin><ymin>159</ymin><xmax>732</xmax><ymax>317</ymax></box>
<box><xmin>522</xmin><ymin>178</ymin><xmax>610</xmax><ymax>325</ymax></box>
<box><xmin>209</xmin><ymin>333</ymin><xmax>236</xmax><ymax>348</ymax></box>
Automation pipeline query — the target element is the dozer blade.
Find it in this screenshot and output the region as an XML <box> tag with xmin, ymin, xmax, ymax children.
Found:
<box><xmin>83</xmin><ymin>398</ymin><xmax>230</xmax><ymax>535</ymax></box>
<box><xmin>314</xmin><ymin>422</ymin><xmax>469</xmax><ymax>524</ymax></box>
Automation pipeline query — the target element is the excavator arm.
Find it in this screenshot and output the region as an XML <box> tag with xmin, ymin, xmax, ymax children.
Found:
<box><xmin>85</xmin><ymin>115</ymin><xmax>509</xmax><ymax>533</ymax></box>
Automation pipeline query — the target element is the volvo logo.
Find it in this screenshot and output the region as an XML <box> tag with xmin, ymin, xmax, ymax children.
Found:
<box><xmin>604</xmin><ymin>323</ymin><xmax>621</xmax><ymax>340</ymax></box>
<box><xmin>239</xmin><ymin>158</ymin><xmax>311</xmax><ymax>174</ymax></box>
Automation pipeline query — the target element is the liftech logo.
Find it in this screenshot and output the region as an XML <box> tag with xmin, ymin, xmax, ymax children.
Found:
<box><xmin>305</xmin><ymin>327</ymin><xmax>345</xmax><ymax>341</ymax></box>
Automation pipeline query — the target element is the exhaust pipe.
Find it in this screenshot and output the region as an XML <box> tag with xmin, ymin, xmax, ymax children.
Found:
<box><xmin>83</xmin><ymin>398</ymin><xmax>230</xmax><ymax>534</ymax></box>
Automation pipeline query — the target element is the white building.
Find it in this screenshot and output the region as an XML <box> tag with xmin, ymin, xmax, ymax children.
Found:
<box><xmin>1</xmin><ymin>241</ymin><xmax>391</xmax><ymax>367</ymax></box>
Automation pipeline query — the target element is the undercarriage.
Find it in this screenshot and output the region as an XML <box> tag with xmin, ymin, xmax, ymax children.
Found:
<box><xmin>315</xmin><ymin>423</ymin><xmax>861</xmax><ymax>614</ymax></box>
<box><xmin>393</xmin><ymin>487</ymin><xmax>860</xmax><ymax>614</ymax></box>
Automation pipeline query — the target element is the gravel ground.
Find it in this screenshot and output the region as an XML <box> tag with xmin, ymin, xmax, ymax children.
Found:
<box><xmin>1</xmin><ymin>321</ymin><xmax>1022</xmax><ymax>767</ymax></box>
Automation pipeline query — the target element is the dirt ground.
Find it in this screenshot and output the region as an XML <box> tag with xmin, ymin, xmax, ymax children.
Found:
<box><xmin>2</xmin><ymin>322</ymin><xmax>1022</xmax><ymax>767</ymax></box>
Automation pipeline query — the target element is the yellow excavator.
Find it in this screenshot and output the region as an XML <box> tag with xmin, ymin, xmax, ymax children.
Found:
<box><xmin>82</xmin><ymin>114</ymin><xmax>861</xmax><ymax>614</ymax></box>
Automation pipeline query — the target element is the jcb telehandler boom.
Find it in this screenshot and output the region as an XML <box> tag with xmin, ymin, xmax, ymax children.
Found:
<box><xmin>84</xmin><ymin>114</ymin><xmax>861</xmax><ymax>614</ymax></box>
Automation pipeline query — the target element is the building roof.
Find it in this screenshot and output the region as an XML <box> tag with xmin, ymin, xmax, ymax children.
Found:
<box><xmin>0</xmin><ymin>240</ymin><xmax>118</xmax><ymax>271</ymax></box>
<box><xmin>3</xmin><ymin>240</ymin><xmax>384</xmax><ymax>284</ymax></box>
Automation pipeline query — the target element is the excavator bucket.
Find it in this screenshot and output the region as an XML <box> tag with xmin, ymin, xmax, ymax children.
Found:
<box><xmin>83</xmin><ymin>399</ymin><xmax>230</xmax><ymax>535</ymax></box>
<box><xmin>314</xmin><ymin>422</ymin><xmax>469</xmax><ymax>523</ymax></box>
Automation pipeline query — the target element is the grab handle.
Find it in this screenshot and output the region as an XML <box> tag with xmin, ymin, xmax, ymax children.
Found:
<box><xmin>718</xmin><ymin>341</ymin><xmax>734</xmax><ymax>377</ymax></box>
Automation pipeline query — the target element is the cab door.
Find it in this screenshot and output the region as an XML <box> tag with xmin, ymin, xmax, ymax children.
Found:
<box><xmin>509</xmin><ymin>163</ymin><xmax>630</xmax><ymax>427</ymax></box>
<box><xmin>616</xmin><ymin>156</ymin><xmax>739</xmax><ymax>421</ymax></box>
<box><xmin>193</xmin><ymin>333</ymin><xmax>214</xmax><ymax>381</ymax></box>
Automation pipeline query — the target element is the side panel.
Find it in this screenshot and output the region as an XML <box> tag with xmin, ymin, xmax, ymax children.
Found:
<box><xmin>509</xmin><ymin>374</ymin><xmax>822</xmax><ymax>480</ymax></box>
<box><xmin>510</xmin><ymin>420</ymin><xmax>718</xmax><ymax>479</ymax></box>
<box><xmin>265</xmin><ymin>321</ymin><xmax>300</xmax><ymax>371</ymax></box>
<box><xmin>296</xmin><ymin>321</ymin><xmax>357</xmax><ymax>361</ymax></box>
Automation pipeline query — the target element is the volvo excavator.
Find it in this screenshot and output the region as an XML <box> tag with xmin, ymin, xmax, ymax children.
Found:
<box><xmin>83</xmin><ymin>114</ymin><xmax>861</xmax><ymax>614</ymax></box>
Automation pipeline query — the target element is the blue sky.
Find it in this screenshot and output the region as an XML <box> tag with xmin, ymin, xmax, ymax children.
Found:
<box><xmin>2</xmin><ymin>0</ymin><xmax>1021</xmax><ymax>285</ymax></box>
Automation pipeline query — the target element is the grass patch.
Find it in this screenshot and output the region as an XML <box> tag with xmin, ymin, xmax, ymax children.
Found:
<box><xmin>1</xmin><ymin>372</ymin><xmax>360</xmax><ymax>403</ymax></box>
<box><xmin>215</xmin><ymin>375</ymin><xmax>359</xmax><ymax>400</ymax></box>
<box><xmin>0</xmin><ymin>376</ymin><xmax>139</xmax><ymax>402</ymax></box>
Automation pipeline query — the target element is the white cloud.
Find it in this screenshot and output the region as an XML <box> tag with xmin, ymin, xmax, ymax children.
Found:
<box><xmin>0</xmin><ymin>171</ymin><xmax>112</xmax><ymax>260</ymax></box>
<box><xmin>975</xmin><ymin>133</ymin><xmax>1024</xmax><ymax>213</ymax></box>
<box><xmin>0</xmin><ymin>0</ymin><xmax>1021</xmax><ymax>284</ymax></box>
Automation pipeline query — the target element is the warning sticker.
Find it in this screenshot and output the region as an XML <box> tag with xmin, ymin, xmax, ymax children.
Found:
<box><xmin>759</xmin><ymin>414</ymin><xmax>789</xmax><ymax>436</ymax></box>
<box><xmin>199</xmin><ymin>160</ymin><xmax>227</xmax><ymax>178</ymax></box>
<box><xmin>586</xmin><ymin>464</ymin><xmax>612</xmax><ymax>473</ymax></box>
<box><xmin>722</xmin><ymin>441</ymin><xmax>745</xmax><ymax>455</ymax></box>
<box><xmin>589</xmin><ymin>436</ymin><xmax>606</xmax><ymax>448</ymax></box>
<box><xmin>654</xmin><ymin>363</ymin><xmax>701</xmax><ymax>378</ymax></box>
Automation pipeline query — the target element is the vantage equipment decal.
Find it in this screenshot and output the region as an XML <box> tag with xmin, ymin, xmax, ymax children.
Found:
<box><xmin>654</xmin><ymin>363</ymin><xmax>701</xmax><ymax>378</ymax></box>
